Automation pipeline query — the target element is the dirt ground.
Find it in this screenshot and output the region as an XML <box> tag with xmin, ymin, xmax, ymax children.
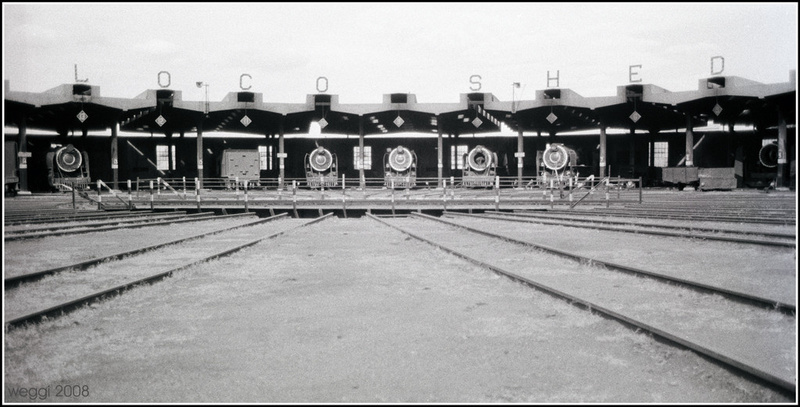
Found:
<box><xmin>3</xmin><ymin>217</ymin><xmax>794</xmax><ymax>403</ymax></box>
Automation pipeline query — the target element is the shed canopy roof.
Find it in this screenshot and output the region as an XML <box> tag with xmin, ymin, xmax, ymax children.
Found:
<box><xmin>4</xmin><ymin>73</ymin><xmax>795</xmax><ymax>137</ymax></box>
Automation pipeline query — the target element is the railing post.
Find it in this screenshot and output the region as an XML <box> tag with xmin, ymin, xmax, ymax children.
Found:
<box><xmin>72</xmin><ymin>182</ymin><xmax>76</xmax><ymax>210</ymax></box>
<box><xmin>182</xmin><ymin>176</ymin><xmax>186</xmax><ymax>200</ymax></box>
<box><xmin>195</xmin><ymin>177</ymin><xmax>201</xmax><ymax>211</ymax></box>
<box><xmin>568</xmin><ymin>176</ymin><xmax>573</xmax><ymax>206</ymax></box>
<box><xmin>495</xmin><ymin>176</ymin><xmax>500</xmax><ymax>211</ymax></box>
<box><xmin>442</xmin><ymin>178</ymin><xmax>447</xmax><ymax>211</ymax></box>
<box><xmin>342</xmin><ymin>174</ymin><xmax>347</xmax><ymax>218</ymax></box>
<box><xmin>127</xmin><ymin>179</ymin><xmax>132</xmax><ymax>210</ymax></box>
<box><xmin>97</xmin><ymin>180</ymin><xmax>102</xmax><ymax>210</ymax></box>
<box><xmin>391</xmin><ymin>179</ymin><xmax>396</xmax><ymax>216</ymax></box>
<box><xmin>244</xmin><ymin>181</ymin><xmax>249</xmax><ymax>212</ymax></box>
<box><xmin>149</xmin><ymin>180</ymin><xmax>154</xmax><ymax>210</ymax></box>
<box><xmin>639</xmin><ymin>176</ymin><xmax>643</xmax><ymax>203</ymax></box>
<box><xmin>157</xmin><ymin>177</ymin><xmax>161</xmax><ymax>195</ymax></box>
<box><xmin>292</xmin><ymin>180</ymin><xmax>298</xmax><ymax>218</ymax></box>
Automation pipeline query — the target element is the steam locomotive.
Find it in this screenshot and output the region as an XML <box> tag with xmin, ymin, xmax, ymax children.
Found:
<box><xmin>46</xmin><ymin>144</ymin><xmax>91</xmax><ymax>191</ymax></box>
<box><xmin>384</xmin><ymin>145</ymin><xmax>417</xmax><ymax>188</ymax></box>
<box><xmin>537</xmin><ymin>143</ymin><xmax>579</xmax><ymax>189</ymax></box>
<box><xmin>305</xmin><ymin>146</ymin><xmax>338</xmax><ymax>188</ymax></box>
<box><xmin>461</xmin><ymin>145</ymin><xmax>498</xmax><ymax>187</ymax></box>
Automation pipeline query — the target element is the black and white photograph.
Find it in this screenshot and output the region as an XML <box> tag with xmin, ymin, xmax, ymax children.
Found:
<box><xmin>3</xmin><ymin>2</ymin><xmax>797</xmax><ymax>404</ymax></box>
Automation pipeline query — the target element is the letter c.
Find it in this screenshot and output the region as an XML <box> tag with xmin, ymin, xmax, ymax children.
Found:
<box><xmin>240</xmin><ymin>74</ymin><xmax>252</xmax><ymax>90</ymax></box>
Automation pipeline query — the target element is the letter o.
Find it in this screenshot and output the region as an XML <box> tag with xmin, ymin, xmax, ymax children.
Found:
<box><xmin>316</xmin><ymin>76</ymin><xmax>328</xmax><ymax>93</ymax></box>
<box><xmin>158</xmin><ymin>71</ymin><xmax>171</xmax><ymax>88</ymax></box>
<box><xmin>240</xmin><ymin>74</ymin><xmax>252</xmax><ymax>90</ymax></box>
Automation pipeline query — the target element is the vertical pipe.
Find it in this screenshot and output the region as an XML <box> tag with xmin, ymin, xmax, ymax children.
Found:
<box><xmin>685</xmin><ymin>115</ymin><xmax>694</xmax><ymax>167</ymax></box>
<box><xmin>196</xmin><ymin>125</ymin><xmax>204</xmax><ymax>190</ymax></box>
<box><xmin>127</xmin><ymin>179</ymin><xmax>132</xmax><ymax>210</ymax></box>
<box><xmin>111</xmin><ymin>122</ymin><xmax>119</xmax><ymax>190</ymax></box>
<box><xmin>17</xmin><ymin>115</ymin><xmax>28</xmax><ymax>193</ymax></box>
<box><xmin>599</xmin><ymin>126</ymin><xmax>607</xmax><ymax>178</ymax></box>
<box><xmin>437</xmin><ymin>116</ymin><xmax>443</xmax><ymax>188</ymax></box>
<box><xmin>359</xmin><ymin>115</ymin><xmax>365</xmax><ymax>190</ymax></box>
<box><xmin>279</xmin><ymin>116</ymin><xmax>285</xmax><ymax>190</ymax></box>
<box><xmin>777</xmin><ymin>108</ymin><xmax>787</xmax><ymax>188</ymax></box>
<box><xmin>149</xmin><ymin>180</ymin><xmax>154</xmax><ymax>210</ymax></box>
<box><xmin>517</xmin><ymin>129</ymin><xmax>524</xmax><ymax>187</ymax></box>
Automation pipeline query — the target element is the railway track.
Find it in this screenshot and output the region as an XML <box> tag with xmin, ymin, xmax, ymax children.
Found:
<box><xmin>4</xmin><ymin>213</ymin><xmax>333</xmax><ymax>330</ymax></box>
<box><xmin>368</xmin><ymin>213</ymin><xmax>796</xmax><ymax>393</ymax></box>
<box><xmin>4</xmin><ymin>211</ymin><xmax>256</xmax><ymax>241</ymax></box>
<box><xmin>526</xmin><ymin>207</ymin><xmax>795</xmax><ymax>226</ymax></box>
<box><xmin>3</xmin><ymin>210</ymin><xmax>167</xmax><ymax>226</ymax></box>
<box><xmin>4</xmin><ymin>213</ymin><xmax>285</xmax><ymax>287</ymax></box>
<box><xmin>452</xmin><ymin>211</ymin><xmax>796</xmax><ymax>248</ymax></box>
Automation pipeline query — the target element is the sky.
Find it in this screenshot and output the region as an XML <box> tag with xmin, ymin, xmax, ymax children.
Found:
<box><xmin>2</xmin><ymin>2</ymin><xmax>798</xmax><ymax>106</ymax></box>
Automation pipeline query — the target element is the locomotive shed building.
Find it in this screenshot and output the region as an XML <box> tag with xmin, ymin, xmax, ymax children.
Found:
<box><xmin>3</xmin><ymin>70</ymin><xmax>796</xmax><ymax>197</ymax></box>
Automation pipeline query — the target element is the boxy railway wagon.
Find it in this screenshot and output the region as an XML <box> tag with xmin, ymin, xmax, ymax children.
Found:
<box><xmin>221</xmin><ymin>149</ymin><xmax>261</xmax><ymax>189</ymax></box>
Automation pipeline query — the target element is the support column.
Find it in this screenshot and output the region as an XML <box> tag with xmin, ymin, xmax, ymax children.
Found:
<box><xmin>358</xmin><ymin>115</ymin><xmax>365</xmax><ymax>189</ymax></box>
<box><xmin>516</xmin><ymin>128</ymin><xmax>524</xmax><ymax>186</ymax></box>
<box><xmin>777</xmin><ymin>108</ymin><xmax>787</xmax><ymax>188</ymax></box>
<box><xmin>166</xmin><ymin>133</ymin><xmax>174</xmax><ymax>177</ymax></box>
<box><xmin>437</xmin><ymin>116</ymin><xmax>443</xmax><ymax>188</ymax></box>
<box><xmin>599</xmin><ymin>126</ymin><xmax>607</xmax><ymax>178</ymax></box>
<box><xmin>111</xmin><ymin>123</ymin><xmax>119</xmax><ymax>190</ymax></box>
<box><xmin>685</xmin><ymin>116</ymin><xmax>694</xmax><ymax>167</ymax></box>
<box><xmin>196</xmin><ymin>125</ymin><xmax>204</xmax><ymax>190</ymax></box>
<box><xmin>629</xmin><ymin>127</ymin><xmax>635</xmax><ymax>169</ymax></box>
<box><xmin>649</xmin><ymin>130</ymin><xmax>656</xmax><ymax>168</ymax></box>
<box><xmin>17</xmin><ymin>115</ymin><xmax>29</xmax><ymax>193</ymax></box>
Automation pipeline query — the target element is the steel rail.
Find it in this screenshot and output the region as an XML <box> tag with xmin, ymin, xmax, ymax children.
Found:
<box><xmin>367</xmin><ymin>213</ymin><xmax>796</xmax><ymax>394</ymax></box>
<box><xmin>522</xmin><ymin>208</ymin><xmax>795</xmax><ymax>225</ymax></box>
<box><xmin>451</xmin><ymin>211</ymin><xmax>796</xmax><ymax>248</ymax></box>
<box><xmin>4</xmin><ymin>213</ymin><xmax>287</xmax><ymax>289</ymax></box>
<box><xmin>482</xmin><ymin>210</ymin><xmax>796</xmax><ymax>239</ymax></box>
<box><xmin>413</xmin><ymin>213</ymin><xmax>795</xmax><ymax>314</ymax></box>
<box><xmin>3</xmin><ymin>211</ymin><xmax>162</xmax><ymax>226</ymax></box>
<box><xmin>4</xmin><ymin>212</ymin><xmax>256</xmax><ymax>242</ymax></box>
<box><xmin>5</xmin><ymin>213</ymin><xmax>333</xmax><ymax>330</ymax></box>
<box><xmin>3</xmin><ymin>211</ymin><xmax>201</xmax><ymax>234</ymax></box>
